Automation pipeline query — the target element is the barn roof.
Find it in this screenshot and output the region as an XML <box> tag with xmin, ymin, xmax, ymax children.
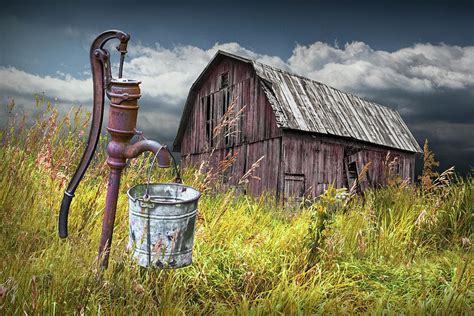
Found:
<box><xmin>174</xmin><ymin>51</ymin><xmax>422</xmax><ymax>153</ymax></box>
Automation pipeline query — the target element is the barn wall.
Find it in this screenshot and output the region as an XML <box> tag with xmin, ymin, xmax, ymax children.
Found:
<box><xmin>182</xmin><ymin>137</ymin><xmax>282</xmax><ymax>196</ymax></box>
<box><xmin>180</xmin><ymin>57</ymin><xmax>282</xmax><ymax>156</ymax></box>
<box><xmin>282</xmin><ymin>132</ymin><xmax>344</xmax><ymax>197</ymax></box>
<box><xmin>282</xmin><ymin>131</ymin><xmax>416</xmax><ymax>199</ymax></box>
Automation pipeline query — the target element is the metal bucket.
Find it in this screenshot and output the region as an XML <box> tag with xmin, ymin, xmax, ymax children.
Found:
<box><xmin>127</xmin><ymin>148</ymin><xmax>200</xmax><ymax>268</ymax></box>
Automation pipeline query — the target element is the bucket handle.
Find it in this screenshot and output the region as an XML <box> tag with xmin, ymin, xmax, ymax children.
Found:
<box><xmin>144</xmin><ymin>146</ymin><xmax>181</xmax><ymax>199</ymax></box>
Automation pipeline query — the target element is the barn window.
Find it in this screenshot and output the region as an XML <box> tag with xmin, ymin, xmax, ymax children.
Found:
<box><xmin>222</xmin><ymin>147</ymin><xmax>232</xmax><ymax>183</ymax></box>
<box><xmin>222</xmin><ymin>89</ymin><xmax>231</xmax><ymax>146</ymax></box>
<box><xmin>220</xmin><ymin>72</ymin><xmax>229</xmax><ymax>89</ymax></box>
<box><xmin>346</xmin><ymin>161</ymin><xmax>358</xmax><ymax>190</ymax></box>
<box><xmin>205</xmin><ymin>95</ymin><xmax>213</xmax><ymax>147</ymax></box>
<box><xmin>387</xmin><ymin>156</ymin><xmax>400</xmax><ymax>176</ymax></box>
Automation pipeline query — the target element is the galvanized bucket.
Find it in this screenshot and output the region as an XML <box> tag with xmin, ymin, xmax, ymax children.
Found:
<box><xmin>127</xmin><ymin>148</ymin><xmax>200</xmax><ymax>268</ymax></box>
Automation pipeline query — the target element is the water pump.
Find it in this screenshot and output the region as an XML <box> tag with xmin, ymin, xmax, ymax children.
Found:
<box><xmin>58</xmin><ymin>30</ymin><xmax>171</xmax><ymax>268</ymax></box>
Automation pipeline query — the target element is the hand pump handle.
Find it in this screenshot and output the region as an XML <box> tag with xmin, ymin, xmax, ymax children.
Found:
<box><xmin>59</xmin><ymin>30</ymin><xmax>130</xmax><ymax>238</ymax></box>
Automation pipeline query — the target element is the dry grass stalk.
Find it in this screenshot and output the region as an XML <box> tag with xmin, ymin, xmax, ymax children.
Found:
<box><xmin>212</xmin><ymin>97</ymin><xmax>245</xmax><ymax>146</ymax></box>
<box><xmin>382</xmin><ymin>151</ymin><xmax>409</xmax><ymax>187</ymax></box>
<box><xmin>192</xmin><ymin>95</ymin><xmax>253</xmax><ymax>192</ymax></box>
<box><xmin>431</xmin><ymin>166</ymin><xmax>455</xmax><ymax>190</ymax></box>
<box><xmin>217</xmin><ymin>150</ymin><xmax>239</xmax><ymax>176</ymax></box>
<box><xmin>349</xmin><ymin>162</ymin><xmax>371</xmax><ymax>197</ymax></box>
<box><xmin>238</xmin><ymin>155</ymin><xmax>265</xmax><ymax>185</ymax></box>
<box><xmin>419</xmin><ymin>139</ymin><xmax>440</xmax><ymax>191</ymax></box>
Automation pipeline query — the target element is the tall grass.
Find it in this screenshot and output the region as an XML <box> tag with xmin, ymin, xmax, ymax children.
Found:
<box><xmin>0</xmin><ymin>103</ymin><xmax>472</xmax><ymax>314</ymax></box>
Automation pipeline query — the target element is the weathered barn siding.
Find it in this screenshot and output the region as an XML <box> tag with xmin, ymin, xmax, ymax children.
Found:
<box><xmin>180</xmin><ymin>58</ymin><xmax>281</xmax><ymax>156</ymax></box>
<box><xmin>180</xmin><ymin>56</ymin><xmax>283</xmax><ymax>196</ymax></box>
<box><xmin>244</xmin><ymin>137</ymin><xmax>281</xmax><ymax>196</ymax></box>
<box><xmin>282</xmin><ymin>131</ymin><xmax>416</xmax><ymax>197</ymax></box>
<box><xmin>344</xmin><ymin>147</ymin><xmax>415</xmax><ymax>191</ymax></box>
<box><xmin>282</xmin><ymin>132</ymin><xmax>344</xmax><ymax>197</ymax></box>
<box><xmin>183</xmin><ymin>137</ymin><xmax>281</xmax><ymax>196</ymax></box>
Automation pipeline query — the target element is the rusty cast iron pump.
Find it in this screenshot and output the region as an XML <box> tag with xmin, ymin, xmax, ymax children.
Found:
<box><xmin>58</xmin><ymin>30</ymin><xmax>171</xmax><ymax>268</ymax></box>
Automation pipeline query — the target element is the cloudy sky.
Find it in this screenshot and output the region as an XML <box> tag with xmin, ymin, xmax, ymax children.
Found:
<box><xmin>1</xmin><ymin>0</ymin><xmax>473</xmax><ymax>175</ymax></box>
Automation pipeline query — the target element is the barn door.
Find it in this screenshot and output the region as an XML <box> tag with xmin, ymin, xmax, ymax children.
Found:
<box><xmin>284</xmin><ymin>174</ymin><xmax>305</xmax><ymax>204</ymax></box>
<box><xmin>345</xmin><ymin>161</ymin><xmax>358</xmax><ymax>190</ymax></box>
<box><xmin>344</xmin><ymin>151</ymin><xmax>371</xmax><ymax>193</ymax></box>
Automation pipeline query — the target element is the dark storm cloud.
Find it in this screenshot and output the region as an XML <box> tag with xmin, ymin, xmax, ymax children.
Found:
<box><xmin>412</xmin><ymin>122</ymin><xmax>474</xmax><ymax>174</ymax></box>
<box><xmin>367</xmin><ymin>90</ymin><xmax>474</xmax><ymax>173</ymax></box>
<box><xmin>366</xmin><ymin>89</ymin><xmax>474</xmax><ymax>125</ymax></box>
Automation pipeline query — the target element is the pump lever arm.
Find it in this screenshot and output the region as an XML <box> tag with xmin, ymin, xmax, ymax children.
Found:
<box><xmin>59</xmin><ymin>30</ymin><xmax>130</xmax><ymax>239</ymax></box>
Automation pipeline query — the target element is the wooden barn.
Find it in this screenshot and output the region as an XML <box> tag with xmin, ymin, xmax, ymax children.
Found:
<box><xmin>173</xmin><ymin>51</ymin><xmax>422</xmax><ymax>201</ymax></box>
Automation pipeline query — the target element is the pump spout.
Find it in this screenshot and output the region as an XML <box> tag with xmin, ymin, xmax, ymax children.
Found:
<box><xmin>125</xmin><ymin>140</ymin><xmax>171</xmax><ymax>167</ymax></box>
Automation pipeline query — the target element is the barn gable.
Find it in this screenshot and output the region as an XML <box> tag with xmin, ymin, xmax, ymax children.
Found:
<box><xmin>173</xmin><ymin>51</ymin><xmax>254</xmax><ymax>152</ymax></box>
<box><xmin>174</xmin><ymin>50</ymin><xmax>421</xmax><ymax>153</ymax></box>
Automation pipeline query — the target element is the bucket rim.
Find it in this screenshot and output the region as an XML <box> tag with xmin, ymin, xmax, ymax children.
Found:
<box><xmin>127</xmin><ymin>182</ymin><xmax>201</xmax><ymax>204</ymax></box>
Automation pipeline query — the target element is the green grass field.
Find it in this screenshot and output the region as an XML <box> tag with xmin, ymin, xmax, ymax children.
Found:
<box><xmin>1</xmin><ymin>103</ymin><xmax>472</xmax><ymax>314</ymax></box>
